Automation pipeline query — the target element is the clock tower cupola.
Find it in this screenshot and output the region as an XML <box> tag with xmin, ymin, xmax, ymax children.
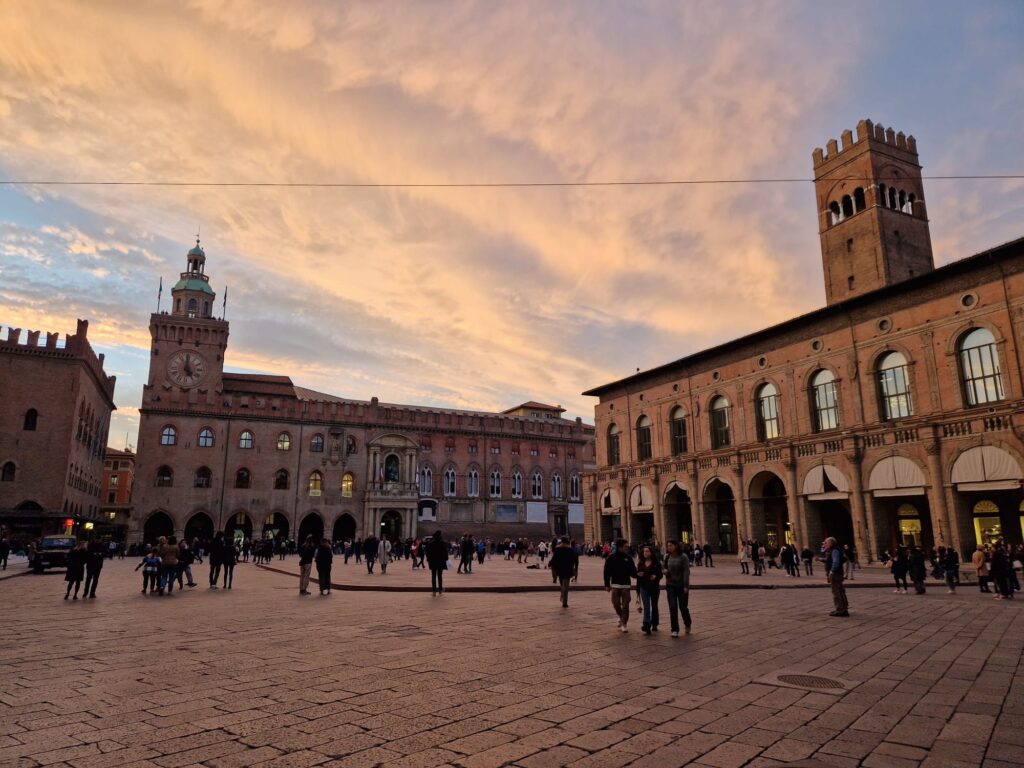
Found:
<box><xmin>145</xmin><ymin>238</ymin><xmax>229</xmax><ymax>397</ymax></box>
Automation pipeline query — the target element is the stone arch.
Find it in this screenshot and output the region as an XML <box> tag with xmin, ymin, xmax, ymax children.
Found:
<box><xmin>333</xmin><ymin>512</ymin><xmax>357</xmax><ymax>542</ymax></box>
<box><xmin>225</xmin><ymin>510</ymin><xmax>253</xmax><ymax>542</ymax></box>
<box><xmin>702</xmin><ymin>477</ymin><xmax>738</xmax><ymax>554</ymax></box>
<box><xmin>748</xmin><ymin>471</ymin><xmax>790</xmax><ymax>552</ymax></box>
<box><xmin>298</xmin><ymin>512</ymin><xmax>325</xmax><ymax>544</ymax></box>
<box><xmin>143</xmin><ymin>510</ymin><xmax>174</xmax><ymax>545</ymax></box>
<box><xmin>184</xmin><ymin>510</ymin><xmax>214</xmax><ymax>542</ymax></box>
<box><xmin>662</xmin><ymin>480</ymin><xmax>693</xmax><ymax>543</ymax></box>
<box><xmin>943</xmin><ymin>320</ymin><xmax>1007</xmax><ymax>356</ymax></box>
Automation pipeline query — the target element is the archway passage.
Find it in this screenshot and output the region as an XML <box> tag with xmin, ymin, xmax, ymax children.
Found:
<box><xmin>664</xmin><ymin>486</ymin><xmax>693</xmax><ymax>544</ymax></box>
<box><xmin>184</xmin><ymin>512</ymin><xmax>214</xmax><ymax>544</ymax></box>
<box><xmin>818</xmin><ymin>502</ymin><xmax>854</xmax><ymax>548</ymax></box>
<box><xmin>600</xmin><ymin>515</ymin><xmax>621</xmax><ymax>543</ymax></box>
<box><xmin>298</xmin><ymin>512</ymin><xmax>324</xmax><ymax>544</ymax></box>
<box><xmin>225</xmin><ymin>512</ymin><xmax>253</xmax><ymax>544</ymax></box>
<box><xmin>749</xmin><ymin>472</ymin><xmax>790</xmax><ymax>554</ymax></box>
<box><xmin>143</xmin><ymin>511</ymin><xmax>174</xmax><ymax>545</ymax></box>
<box><xmin>632</xmin><ymin>513</ymin><xmax>654</xmax><ymax>546</ymax></box>
<box><xmin>380</xmin><ymin>510</ymin><xmax>403</xmax><ymax>541</ymax></box>
<box><xmin>703</xmin><ymin>480</ymin><xmax>737</xmax><ymax>554</ymax></box>
<box><xmin>263</xmin><ymin>512</ymin><xmax>289</xmax><ymax>541</ymax></box>
<box><xmin>333</xmin><ymin>513</ymin><xmax>357</xmax><ymax>542</ymax></box>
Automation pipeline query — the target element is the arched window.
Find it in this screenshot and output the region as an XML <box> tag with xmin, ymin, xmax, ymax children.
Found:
<box><xmin>384</xmin><ymin>454</ymin><xmax>400</xmax><ymax>483</ymax></box>
<box><xmin>160</xmin><ymin>425</ymin><xmax>177</xmax><ymax>446</ymax></box>
<box><xmin>512</xmin><ymin>470</ymin><xmax>523</xmax><ymax>498</ymax></box>
<box><xmin>198</xmin><ymin>427</ymin><xmax>214</xmax><ymax>448</ymax></box>
<box><xmin>959</xmin><ymin>328</ymin><xmax>1004</xmax><ymax>406</ymax></box>
<box><xmin>898</xmin><ymin>190</ymin><xmax>906</xmax><ymax>211</ymax></box>
<box><xmin>310</xmin><ymin>434</ymin><xmax>324</xmax><ymax>453</ymax></box>
<box><xmin>607</xmin><ymin>423</ymin><xmax>621</xmax><ymax>465</ymax></box>
<box><xmin>274</xmin><ymin>469</ymin><xmax>289</xmax><ymax>490</ymax></box>
<box><xmin>636</xmin><ymin>415</ymin><xmax>652</xmax><ymax>461</ymax></box>
<box><xmin>570</xmin><ymin>473</ymin><xmax>581</xmax><ymax>501</ymax></box>
<box><xmin>756</xmin><ymin>383</ymin><xmax>781</xmax><ymax>441</ymax></box>
<box><xmin>709</xmin><ymin>396</ymin><xmax>731</xmax><ymax>449</ymax></box>
<box><xmin>238</xmin><ymin>431</ymin><xmax>254</xmax><ymax>449</ymax></box>
<box><xmin>187</xmin><ymin>298</ymin><xmax>198</xmax><ymax>316</ymax></box>
<box><xmin>194</xmin><ymin>466</ymin><xmax>212</xmax><ymax>488</ymax></box>
<box><xmin>341</xmin><ymin>472</ymin><xmax>354</xmax><ymax>497</ymax></box>
<box><xmin>841</xmin><ymin>195</ymin><xmax>854</xmax><ymax>218</ymax></box>
<box><xmin>907</xmin><ymin>193</ymin><xmax>916</xmax><ymax>215</ymax></box>
<box><xmin>669</xmin><ymin>407</ymin><xmax>687</xmax><ymax>454</ymax></box>
<box><xmin>551</xmin><ymin>473</ymin><xmax>562</xmax><ymax>499</ymax></box>
<box><xmin>878</xmin><ymin>352</ymin><xmax>913</xmax><ymax>420</ymax></box>
<box><xmin>531</xmin><ymin>471</ymin><xmax>543</xmax><ymax>499</ymax></box>
<box><xmin>888</xmin><ymin>187</ymin><xmax>897</xmax><ymax>209</ymax></box>
<box><xmin>878</xmin><ymin>184</ymin><xmax>888</xmax><ymax>207</ymax></box>
<box><xmin>1</xmin><ymin>462</ymin><xmax>15</xmax><ymax>482</ymax></box>
<box><xmin>489</xmin><ymin>470</ymin><xmax>501</xmax><ymax>497</ymax></box>
<box><xmin>810</xmin><ymin>369</ymin><xmax>840</xmax><ymax>431</ymax></box>
<box><xmin>420</xmin><ymin>467</ymin><xmax>433</xmax><ymax>495</ymax></box>
<box><xmin>828</xmin><ymin>201</ymin><xmax>842</xmax><ymax>225</ymax></box>
<box><xmin>308</xmin><ymin>471</ymin><xmax>323</xmax><ymax>496</ymax></box>
<box><xmin>203</xmin><ymin>301</ymin><xmax>210</xmax><ymax>317</ymax></box>
<box><xmin>854</xmin><ymin>187</ymin><xmax>866</xmax><ymax>212</ymax></box>
<box><xmin>443</xmin><ymin>468</ymin><xmax>456</xmax><ymax>497</ymax></box>
<box><xmin>467</xmin><ymin>469</ymin><xmax>479</xmax><ymax>497</ymax></box>
<box><xmin>276</xmin><ymin>432</ymin><xmax>291</xmax><ymax>451</ymax></box>
<box><xmin>234</xmin><ymin>468</ymin><xmax>251</xmax><ymax>489</ymax></box>
<box><xmin>23</xmin><ymin>409</ymin><xmax>38</xmax><ymax>431</ymax></box>
<box><xmin>155</xmin><ymin>465</ymin><xmax>174</xmax><ymax>487</ymax></box>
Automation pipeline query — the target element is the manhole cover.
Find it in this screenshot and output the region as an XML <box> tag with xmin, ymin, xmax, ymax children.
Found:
<box><xmin>777</xmin><ymin>674</ymin><xmax>844</xmax><ymax>690</ymax></box>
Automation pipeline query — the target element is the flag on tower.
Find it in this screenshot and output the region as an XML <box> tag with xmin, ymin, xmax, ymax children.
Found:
<box><xmin>157</xmin><ymin>276</ymin><xmax>162</xmax><ymax>312</ymax></box>
<box><xmin>222</xmin><ymin>285</ymin><xmax>228</xmax><ymax>319</ymax></box>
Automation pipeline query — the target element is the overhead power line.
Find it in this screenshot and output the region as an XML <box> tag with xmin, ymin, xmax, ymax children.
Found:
<box><xmin>0</xmin><ymin>175</ymin><xmax>1019</xmax><ymax>189</ymax></box>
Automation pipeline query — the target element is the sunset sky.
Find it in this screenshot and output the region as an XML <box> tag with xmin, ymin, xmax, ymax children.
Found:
<box><xmin>1</xmin><ymin>1</ymin><xmax>1022</xmax><ymax>448</ymax></box>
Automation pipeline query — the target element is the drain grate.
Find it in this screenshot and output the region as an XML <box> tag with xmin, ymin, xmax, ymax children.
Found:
<box><xmin>777</xmin><ymin>674</ymin><xmax>844</xmax><ymax>690</ymax></box>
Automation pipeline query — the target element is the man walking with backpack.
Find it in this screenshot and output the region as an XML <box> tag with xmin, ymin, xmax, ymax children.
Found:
<box><xmin>549</xmin><ymin>537</ymin><xmax>579</xmax><ymax>608</ymax></box>
<box><xmin>822</xmin><ymin>537</ymin><xmax>849</xmax><ymax>617</ymax></box>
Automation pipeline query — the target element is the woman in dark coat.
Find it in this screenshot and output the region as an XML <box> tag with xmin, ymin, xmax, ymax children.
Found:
<box><xmin>891</xmin><ymin>546</ymin><xmax>909</xmax><ymax>593</ymax></box>
<box><xmin>909</xmin><ymin>547</ymin><xmax>927</xmax><ymax>594</ymax></box>
<box><xmin>425</xmin><ymin>531</ymin><xmax>448</xmax><ymax>596</ymax></box>
<box><xmin>315</xmin><ymin>538</ymin><xmax>334</xmax><ymax>595</ymax></box>
<box><xmin>64</xmin><ymin>541</ymin><xmax>88</xmax><ymax>600</ymax></box>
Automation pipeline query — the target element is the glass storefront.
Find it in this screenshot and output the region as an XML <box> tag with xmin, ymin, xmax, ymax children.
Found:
<box><xmin>973</xmin><ymin>500</ymin><xmax>1002</xmax><ymax>545</ymax></box>
<box><xmin>897</xmin><ymin>503</ymin><xmax>922</xmax><ymax>547</ymax></box>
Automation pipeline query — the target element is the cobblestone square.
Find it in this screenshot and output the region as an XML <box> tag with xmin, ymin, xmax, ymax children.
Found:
<box><xmin>1</xmin><ymin>558</ymin><xmax>1021</xmax><ymax>768</ymax></box>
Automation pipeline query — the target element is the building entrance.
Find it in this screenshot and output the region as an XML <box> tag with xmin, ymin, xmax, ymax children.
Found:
<box><xmin>380</xmin><ymin>510</ymin><xmax>403</xmax><ymax>541</ymax></box>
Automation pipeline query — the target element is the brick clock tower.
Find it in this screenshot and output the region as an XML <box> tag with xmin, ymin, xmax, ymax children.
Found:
<box><xmin>146</xmin><ymin>239</ymin><xmax>229</xmax><ymax>399</ymax></box>
<box><xmin>813</xmin><ymin>119</ymin><xmax>934</xmax><ymax>305</ymax></box>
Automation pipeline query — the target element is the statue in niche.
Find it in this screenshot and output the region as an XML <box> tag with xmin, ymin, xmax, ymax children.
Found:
<box><xmin>346</xmin><ymin>436</ymin><xmax>357</xmax><ymax>455</ymax></box>
<box><xmin>384</xmin><ymin>454</ymin><xmax>401</xmax><ymax>483</ymax></box>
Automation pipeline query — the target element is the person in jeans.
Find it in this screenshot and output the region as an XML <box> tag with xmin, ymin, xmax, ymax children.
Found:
<box><xmin>83</xmin><ymin>539</ymin><xmax>106</xmax><ymax>598</ymax></box>
<box><xmin>664</xmin><ymin>540</ymin><xmax>692</xmax><ymax>636</ymax></box>
<box><xmin>548</xmin><ymin>537</ymin><xmax>579</xmax><ymax>608</ymax></box>
<box><xmin>222</xmin><ymin>538</ymin><xmax>237</xmax><ymax>589</ymax></box>
<box><xmin>943</xmin><ymin>547</ymin><xmax>960</xmax><ymax>594</ymax></box>
<box><xmin>822</xmin><ymin>537</ymin><xmax>849</xmax><ymax>616</ymax></box>
<box><xmin>972</xmin><ymin>545</ymin><xmax>991</xmax><ymax>593</ymax></box>
<box><xmin>635</xmin><ymin>545</ymin><xmax>663</xmax><ymax>635</ymax></box>
<box><xmin>801</xmin><ymin>546</ymin><xmax>814</xmax><ymax>576</ymax></box>
<box><xmin>158</xmin><ymin>536</ymin><xmax>179</xmax><ymax>595</ymax></box>
<box><xmin>298</xmin><ymin>535</ymin><xmax>316</xmax><ymax>595</ymax></box>
<box><xmin>603</xmin><ymin>539</ymin><xmax>637</xmax><ymax>633</ymax></box>
<box><xmin>208</xmin><ymin>532</ymin><xmax>224</xmax><ymax>588</ymax></box>
<box><xmin>426</xmin><ymin>530</ymin><xmax>448</xmax><ymax>596</ymax></box>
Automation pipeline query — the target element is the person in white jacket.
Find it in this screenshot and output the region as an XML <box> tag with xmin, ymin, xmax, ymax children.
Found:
<box><xmin>378</xmin><ymin>537</ymin><xmax>393</xmax><ymax>574</ymax></box>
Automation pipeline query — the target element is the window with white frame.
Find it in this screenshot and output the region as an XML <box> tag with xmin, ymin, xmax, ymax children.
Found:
<box><xmin>489</xmin><ymin>470</ymin><xmax>501</xmax><ymax>497</ymax></box>
<box><xmin>467</xmin><ymin>469</ymin><xmax>479</xmax><ymax>497</ymax></box>
<box><xmin>160</xmin><ymin>425</ymin><xmax>177</xmax><ymax>446</ymax></box>
<box><xmin>198</xmin><ymin>427</ymin><xmax>214</xmax><ymax>448</ymax></box>
<box><xmin>444</xmin><ymin>467</ymin><xmax>456</xmax><ymax>497</ymax></box>
<box><xmin>512</xmin><ymin>470</ymin><xmax>523</xmax><ymax>498</ymax></box>
<box><xmin>531</xmin><ymin>471</ymin><xmax>543</xmax><ymax>499</ymax></box>
<box><xmin>551</xmin><ymin>473</ymin><xmax>562</xmax><ymax>499</ymax></box>
<box><xmin>570</xmin><ymin>473</ymin><xmax>581</xmax><ymax>501</ymax></box>
<box><xmin>420</xmin><ymin>466</ymin><xmax>433</xmax><ymax>495</ymax></box>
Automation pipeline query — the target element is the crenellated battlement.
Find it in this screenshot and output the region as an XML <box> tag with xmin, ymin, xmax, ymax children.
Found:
<box><xmin>0</xmin><ymin>318</ymin><xmax>116</xmax><ymax>400</ymax></box>
<box><xmin>813</xmin><ymin>119</ymin><xmax>918</xmax><ymax>168</ymax></box>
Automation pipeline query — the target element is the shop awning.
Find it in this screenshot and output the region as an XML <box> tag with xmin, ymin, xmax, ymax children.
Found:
<box><xmin>803</xmin><ymin>464</ymin><xmax>850</xmax><ymax>500</ymax></box>
<box><xmin>951</xmin><ymin>446</ymin><xmax>1022</xmax><ymax>491</ymax></box>
<box><xmin>868</xmin><ymin>456</ymin><xmax>927</xmax><ymax>497</ymax></box>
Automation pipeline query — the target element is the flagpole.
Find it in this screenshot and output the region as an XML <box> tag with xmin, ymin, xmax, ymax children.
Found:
<box><xmin>223</xmin><ymin>285</ymin><xmax>228</xmax><ymax>320</ymax></box>
<box><xmin>157</xmin><ymin>276</ymin><xmax>162</xmax><ymax>313</ymax></box>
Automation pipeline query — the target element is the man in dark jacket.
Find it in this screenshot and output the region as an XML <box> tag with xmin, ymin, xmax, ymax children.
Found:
<box><xmin>603</xmin><ymin>540</ymin><xmax>637</xmax><ymax>632</ymax></box>
<box><xmin>83</xmin><ymin>539</ymin><xmax>106</xmax><ymax>598</ymax></box>
<box><xmin>549</xmin><ymin>537</ymin><xmax>579</xmax><ymax>608</ymax></box>
<box><xmin>364</xmin><ymin>534</ymin><xmax>379</xmax><ymax>574</ymax></box>
<box><xmin>298</xmin><ymin>535</ymin><xmax>316</xmax><ymax>595</ymax></box>
<box><xmin>425</xmin><ymin>531</ymin><xmax>448</xmax><ymax>596</ymax></box>
<box><xmin>821</xmin><ymin>537</ymin><xmax>849</xmax><ymax>615</ymax></box>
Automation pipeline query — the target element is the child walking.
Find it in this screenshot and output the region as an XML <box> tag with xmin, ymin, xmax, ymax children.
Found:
<box><xmin>135</xmin><ymin>548</ymin><xmax>162</xmax><ymax>594</ymax></box>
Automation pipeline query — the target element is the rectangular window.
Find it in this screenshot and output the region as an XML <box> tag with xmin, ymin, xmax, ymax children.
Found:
<box><xmin>495</xmin><ymin>504</ymin><xmax>518</xmax><ymax>522</ymax></box>
<box><xmin>450</xmin><ymin>503</ymin><xmax>473</xmax><ymax>522</ymax></box>
<box><xmin>879</xmin><ymin>365</ymin><xmax>913</xmax><ymax>420</ymax></box>
<box><xmin>636</xmin><ymin>425</ymin><xmax>652</xmax><ymax>460</ymax></box>
<box><xmin>710</xmin><ymin>407</ymin><xmax>731</xmax><ymax>449</ymax></box>
<box><xmin>812</xmin><ymin>382</ymin><xmax>840</xmax><ymax>431</ymax></box>
<box><xmin>107</xmin><ymin>491</ymin><xmax>116</xmax><ymax>504</ymax></box>
<box><xmin>961</xmin><ymin>344</ymin><xmax>1004</xmax><ymax>406</ymax></box>
<box><xmin>670</xmin><ymin>418</ymin><xmax>687</xmax><ymax>455</ymax></box>
<box><xmin>608</xmin><ymin>434</ymin><xmax>621</xmax><ymax>465</ymax></box>
<box><xmin>757</xmin><ymin>395</ymin><xmax>781</xmax><ymax>441</ymax></box>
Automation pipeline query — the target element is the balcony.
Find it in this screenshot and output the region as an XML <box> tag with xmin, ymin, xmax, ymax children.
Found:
<box><xmin>367</xmin><ymin>482</ymin><xmax>419</xmax><ymax>499</ymax></box>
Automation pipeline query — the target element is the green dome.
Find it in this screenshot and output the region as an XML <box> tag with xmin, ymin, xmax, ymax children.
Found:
<box><xmin>173</xmin><ymin>277</ymin><xmax>215</xmax><ymax>295</ymax></box>
<box><xmin>188</xmin><ymin>244</ymin><xmax>205</xmax><ymax>258</ymax></box>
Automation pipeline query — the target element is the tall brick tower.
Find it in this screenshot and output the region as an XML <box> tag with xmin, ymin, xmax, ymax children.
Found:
<box><xmin>813</xmin><ymin>119</ymin><xmax>934</xmax><ymax>305</ymax></box>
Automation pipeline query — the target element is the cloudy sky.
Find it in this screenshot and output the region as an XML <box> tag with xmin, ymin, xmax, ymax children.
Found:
<box><xmin>1</xmin><ymin>0</ymin><xmax>1022</xmax><ymax>447</ymax></box>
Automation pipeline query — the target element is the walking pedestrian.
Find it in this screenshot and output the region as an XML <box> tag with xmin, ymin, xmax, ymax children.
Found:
<box><xmin>426</xmin><ymin>530</ymin><xmax>448</xmax><ymax>595</ymax></box>
<box><xmin>635</xmin><ymin>544</ymin><xmax>663</xmax><ymax>635</ymax></box>
<box><xmin>364</xmin><ymin>534</ymin><xmax>378</xmax><ymax>574</ymax></box>
<box><xmin>801</xmin><ymin>546</ymin><xmax>814</xmax><ymax>576</ymax></box>
<box><xmin>891</xmin><ymin>546</ymin><xmax>909</xmax><ymax>593</ymax></box>
<box><xmin>315</xmin><ymin>538</ymin><xmax>333</xmax><ymax>595</ymax></box>
<box><xmin>702</xmin><ymin>542</ymin><xmax>714</xmax><ymax>567</ymax></box>
<box><xmin>909</xmin><ymin>546</ymin><xmax>927</xmax><ymax>594</ymax></box>
<box><xmin>739</xmin><ymin>541</ymin><xmax>750</xmax><ymax>574</ymax></box>
<box><xmin>991</xmin><ymin>544</ymin><xmax>1014</xmax><ymax>600</ymax></box>
<box><xmin>821</xmin><ymin>537</ymin><xmax>849</xmax><ymax>616</ymax></box>
<box><xmin>0</xmin><ymin>537</ymin><xmax>10</xmax><ymax>570</ymax></box>
<box><xmin>378</xmin><ymin>536</ymin><xmax>392</xmax><ymax>575</ymax></box>
<box><xmin>158</xmin><ymin>536</ymin><xmax>179</xmax><ymax>595</ymax></box>
<box><xmin>135</xmin><ymin>547</ymin><xmax>161</xmax><ymax>593</ymax></box>
<box><xmin>177</xmin><ymin>538</ymin><xmax>197</xmax><ymax>588</ymax></box>
<box><xmin>83</xmin><ymin>539</ymin><xmax>105</xmax><ymax>598</ymax></box>
<box><xmin>603</xmin><ymin>540</ymin><xmax>637</xmax><ymax>633</ymax></box>
<box><xmin>664</xmin><ymin>540</ymin><xmax>692</xmax><ymax>636</ymax></box>
<box><xmin>208</xmin><ymin>532</ymin><xmax>224</xmax><ymax>588</ymax></box>
<box><xmin>548</xmin><ymin>537</ymin><xmax>579</xmax><ymax>608</ymax></box>
<box><xmin>943</xmin><ymin>547</ymin><xmax>960</xmax><ymax>594</ymax></box>
<box><xmin>64</xmin><ymin>541</ymin><xmax>88</xmax><ymax>600</ymax></box>
<box><xmin>298</xmin><ymin>535</ymin><xmax>316</xmax><ymax>595</ymax></box>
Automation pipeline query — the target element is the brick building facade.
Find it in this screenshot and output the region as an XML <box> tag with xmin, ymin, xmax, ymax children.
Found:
<box><xmin>129</xmin><ymin>241</ymin><xmax>594</xmax><ymax>546</ymax></box>
<box><xmin>99</xmin><ymin>447</ymin><xmax>135</xmax><ymax>539</ymax></box>
<box><xmin>0</xmin><ymin>319</ymin><xmax>117</xmax><ymax>540</ymax></box>
<box><xmin>583</xmin><ymin>120</ymin><xmax>1024</xmax><ymax>560</ymax></box>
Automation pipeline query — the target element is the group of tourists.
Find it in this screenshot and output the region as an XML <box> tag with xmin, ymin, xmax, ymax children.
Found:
<box><xmin>603</xmin><ymin>539</ymin><xmax>694</xmax><ymax>636</ymax></box>
<box><xmin>130</xmin><ymin>533</ymin><xmax>239</xmax><ymax>596</ymax></box>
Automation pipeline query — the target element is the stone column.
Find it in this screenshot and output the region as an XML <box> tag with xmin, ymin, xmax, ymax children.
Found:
<box><xmin>785</xmin><ymin>457</ymin><xmax>803</xmax><ymax>548</ymax></box>
<box><xmin>735</xmin><ymin>460</ymin><xmax>751</xmax><ymax>548</ymax></box>
<box><xmin>925</xmin><ymin>440</ymin><xmax>953</xmax><ymax>548</ymax></box>
<box><xmin>846</xmin><ymin>451</ymin><xmax>870</xmax><ymax>562</ymax></box>
<box><xmin>619</xmin><ymin>474</ymin><xmax>630</xmax><ymax>543</ymax></box>
<box><xmin>862</xmin><ymin>490</ymin><xmax>880</xmax><ymax>563</ymax></box>
<box><xmin>652</xmin><ymin>470</ymin><xmax>667</xmax><ymax>548</ymax></box>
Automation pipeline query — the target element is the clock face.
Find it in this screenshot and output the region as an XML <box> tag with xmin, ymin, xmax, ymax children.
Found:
<box><xmin>166</xmin><ymin>350</ymin><xmax>207</xmax><ymax>388</ymax></box>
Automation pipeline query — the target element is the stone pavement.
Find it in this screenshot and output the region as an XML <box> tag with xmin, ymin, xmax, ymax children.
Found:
<box><xmin>257</xmin><ymin>553</ymin><xmax>900</xmax><ymax>592</ymax></box>
<box><xmin>0</xmin><ymin>559</ymin><xmax>1021</xmax><ymax>768</ymax></box>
